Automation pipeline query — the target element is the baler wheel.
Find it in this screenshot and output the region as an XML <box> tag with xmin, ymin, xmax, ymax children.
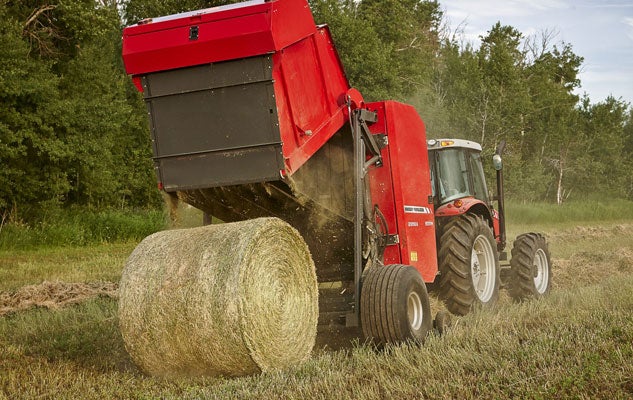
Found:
<box><xmin>438</xmin><ymin>214</ymin><xmax>500</xmax><ymax>316</ymax></box>
<box><xmin>508</xmin><ymin>233</ymin><xmax>551</xmax><ymax>301</ymax></box>
<box><xmin>360</xmin><ymin>264</ymin><xmax>432</xmax><ymax>345</ymax></box>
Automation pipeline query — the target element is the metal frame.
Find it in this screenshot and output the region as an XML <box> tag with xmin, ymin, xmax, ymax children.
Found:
<box><xmin>350</xmin><ymin>108</ymin><xmax>381</xmax><ymax>326</ymax></box>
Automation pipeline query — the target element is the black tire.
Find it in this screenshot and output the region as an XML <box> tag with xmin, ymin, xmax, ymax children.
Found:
<box><xmin>360</xmin><ymin>264</ymin><xmax>432</xmax><ymax>345</ymax></box>
<box><xmin>437</xmin><ymin>214</ymin><xmax>500</xmax><ymax>316</ymax></box>
<box><xmin>509</xmin><ymin>233</ymin><xmax>551</xmax><ymax>300</ymax></box>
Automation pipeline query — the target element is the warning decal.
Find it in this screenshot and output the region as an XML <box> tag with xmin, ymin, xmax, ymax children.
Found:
<box><xmin>404</xmin><ymin>205</ymin><xmax>431</xmax><ymax>214</ymax></box>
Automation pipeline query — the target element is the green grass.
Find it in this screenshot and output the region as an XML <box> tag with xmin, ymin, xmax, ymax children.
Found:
<box><xmin>0</xmin><ymin>243</ymin><xmax>136</xmax><ymax>292</ymax></box>
<box><xmin>0</xmin><ymin>204</ymin><xmax>204</xmax><ymax>291</ymax></box>
<box><xmin>506</xmin><ymin>198</ymin><xmax>633</xmax><ymax>227</ymax></box>
<box><xmin>0</xmin><ymin>208</ymin><xmax>166</xmax><ymax>250</ymax></box>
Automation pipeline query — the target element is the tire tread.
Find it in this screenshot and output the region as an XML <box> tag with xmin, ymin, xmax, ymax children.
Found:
<box><xmin>437</xmin><ymin>214</ymin><xmax>499</xmax><ymax>316</ymax></box>
<box><xmin>508</xmin><ymin>233</ymin><xmax>551</xmax><ymax>301</ymax></box>
<box><xmin>360</xmin><ymin>264</ymin><xmax>431</xmax><ymax>345</ymax></box>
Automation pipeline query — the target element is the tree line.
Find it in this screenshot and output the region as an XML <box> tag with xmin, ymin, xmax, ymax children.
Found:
<box><xmin>1</xmin><ymin>0</ymin><xmax>631</xmax><ymax>222</ymax></box>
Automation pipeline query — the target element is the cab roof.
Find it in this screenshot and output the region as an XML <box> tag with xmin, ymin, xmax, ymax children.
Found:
<box><xmin>427</xmin><ymin>138</ymin><xmax>482</xmax><ymax>152</ymax></box>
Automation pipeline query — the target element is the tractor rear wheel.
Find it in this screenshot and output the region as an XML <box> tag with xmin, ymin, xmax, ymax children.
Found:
<box><xmin>360</xmin><ymin>264</ymin><xmax>432</xmax><ymax>345</ymax></box>
<box><xmin>509</xmin><ymin>233</ymin><xmax>551</xmax><ymax>300</ymax></box>
<box><xmin>438</xmin><ymin>214</ymin><xmax>500</xmax><ymax>315</ymax></box>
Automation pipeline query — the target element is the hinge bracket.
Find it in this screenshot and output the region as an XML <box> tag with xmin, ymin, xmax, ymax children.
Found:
<box><xmin>386</xmin><ymin>234</ymin><xmax>399</xmax><ymax>246</ymax></box>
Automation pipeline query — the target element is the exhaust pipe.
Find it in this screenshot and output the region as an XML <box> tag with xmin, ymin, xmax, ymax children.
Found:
<box><xmin>493</xmin><ymin>141</ymin><xmax>506</xmax><ymax>251</ymax></box>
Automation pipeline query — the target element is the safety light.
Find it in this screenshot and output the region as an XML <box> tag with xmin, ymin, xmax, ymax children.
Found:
<box><xmin>440</xmin><ymin>140</ymin><xmax>454</xmax><ymax>147</ymax></box>
<box><xmin>453</xmin><ymin>199</ymin><xmax>463</xmax><ymax>208</ymax></box>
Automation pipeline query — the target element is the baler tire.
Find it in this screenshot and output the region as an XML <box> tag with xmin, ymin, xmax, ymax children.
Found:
<box><xmin>360</xmin><ymin>264</ymin><xmax>432</xmax><ymax>346</ymax></box>
<box><xmin>509</xmin><ymin>233</ymin><xmax>551</xmax><ymax>301</ymax></box>
<box><xmin>438</xmin><ymin>214</ymin><xmax>500</xmax><ymax>316</ymax></box>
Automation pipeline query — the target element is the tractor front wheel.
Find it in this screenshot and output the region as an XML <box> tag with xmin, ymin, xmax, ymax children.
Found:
<box><xmin>438</xmin><ymin>214</ymin><xmax>500</xmax><ymax>315</ymax></box>
<box><xmin>509</xmin><ymin>233</ymin><xmax>551</xmax><ymax>300</ymax></box>
<box><xmin>360</xmin><ymin>264</ymin><xmax>432</xmax><ymax>345</ymax></box>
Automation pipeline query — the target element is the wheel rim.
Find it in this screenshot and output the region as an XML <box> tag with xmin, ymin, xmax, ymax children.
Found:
<box><xmin>471</xmin><ymin>234</ymin><xmax>496</xmax><ymax>303</ymax></box>
<box><xmin>533</xmin><ymin>248</ymin><xmax>549</xmax><ymax>294</ymax></box>
<box><xmin>407</xmin><ymin>291</ymin><xmax>423</xmax><ymax>331</ymax></box>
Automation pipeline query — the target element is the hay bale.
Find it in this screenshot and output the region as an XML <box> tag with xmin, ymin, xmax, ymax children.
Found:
<box><xmin>118</xmin><ymin>217</ymin><xmax>318</xmax><ymax>378</ymax></box>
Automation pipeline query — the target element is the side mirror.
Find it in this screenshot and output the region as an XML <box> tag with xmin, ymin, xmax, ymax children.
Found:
<box><xmin>492</xmin><ymin>154</ymin><xmax>503</xmax><ymax>171</ymax></box>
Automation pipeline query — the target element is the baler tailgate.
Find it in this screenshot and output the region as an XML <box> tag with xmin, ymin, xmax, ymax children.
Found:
<box><xmin>144</xmin><ymin>55</ymin><xmax>284</xmax><ymax>191</ymax></box>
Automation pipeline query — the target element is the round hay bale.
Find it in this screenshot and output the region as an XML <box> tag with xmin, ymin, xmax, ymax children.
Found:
<box><xmin>118</xmin><ymin>217</ymin><xmax>318</xmax><ymax>378</ymax></box>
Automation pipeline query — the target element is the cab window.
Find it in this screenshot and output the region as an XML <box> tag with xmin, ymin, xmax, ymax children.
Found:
<box><xmin>436</xmin><ymin>149</ymin><xmax>471</xmax><ymax>203</ymax></box>
<box><xmin>469</xmin><ymin>151</ymin><xmax>489</xmax><ymax>203</ymax></box>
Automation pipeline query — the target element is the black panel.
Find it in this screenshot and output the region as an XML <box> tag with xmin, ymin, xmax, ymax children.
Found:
<box><xmin>143</xmin><ymin>56</ymin><xmax>273</xmax><ymax>97</ymax></box>
<box><xmin>142</xmin><ymin>55</ymin><xmax>283</xmax><ymax>190</ymax></box>
<box><xmin>160</xmin><ymin>146</ymin><xmax>283</xmax><ymax>191</ymax></box>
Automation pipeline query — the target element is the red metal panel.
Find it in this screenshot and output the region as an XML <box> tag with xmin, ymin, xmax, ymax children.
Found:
<box><xmin>270</xmin><ymin>0</ymin><xmax>317</xmax><ymax>51</ymax></box>
<box><xmin>435</xmin><ymin>197</ymin><xmax>481</xmax><ymax>217</ymax></box>
<box><xmin>436</xmin><ymin>198</ymin><xmax>501</xmax><ymax>243</ymax></box>
<box><xmin>312</xmin><ymin>26</ymin><xmax>351</xmax><ymax>110</ymax></box>
<box><xmin>380</xmin><ymin>101</ymin><xmax>437</xmax><ymax>282</ymax></box>
<box><xmin>122</xmin><ymin>0</ymin><xmax>316</xmax><ymax>76</ymax></box>
<box><xmin>123</xmin><ymin>13</ymin><xmax>273</xmax><ymax>75</ymax></box>
<box><xmin>492</xmin><ymin>208</ymin><xmax>501</xmax><ymax>243</ymax></box>
<box><xmin>365</xmin><ymin>103</ymin><xmax>402</xmax><ymax>266</ymax></box>
<box><xmin>271</xmin><ymin>26</ymin><xmax>351</xmax><ymax>174</ymax></box>
<box><xmin>124</xmin><ymin>1</ymin><xmax>271</xmax><ymax>35</ymax></box>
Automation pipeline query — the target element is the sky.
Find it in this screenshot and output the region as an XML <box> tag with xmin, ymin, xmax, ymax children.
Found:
<box><xmin>440</xmin><ymin>0</ymin><xmax>633</xmax><ymax>106</ymax></box>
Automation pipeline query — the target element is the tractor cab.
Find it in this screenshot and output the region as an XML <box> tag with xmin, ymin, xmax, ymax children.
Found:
<box><xmin>427</xmin><ymin>137</ymin><xmax>508</xmax><ymax>254</ymax></box>
<box><xmin>427</xmin><ymin>139</ymin><xmax>490</xmax><ymax>206</ymax></box>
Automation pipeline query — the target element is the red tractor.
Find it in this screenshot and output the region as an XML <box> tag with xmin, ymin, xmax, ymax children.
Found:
<box><xmin>428</xmin><ymin>139</ymin><xmax>551</xmax><ymax>317</ymax></box>
<box><xmin>121</xmin><ymin>0</ymin><xmax>551</xmax><ymax>347</ymax></box>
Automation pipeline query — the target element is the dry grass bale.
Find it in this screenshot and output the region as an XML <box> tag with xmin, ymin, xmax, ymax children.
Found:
<box><xmin>118</xmin><ymin>217</ymin><xmax>318</xmax><ymax>379</ymax></box>
<box><xmin>0</xmin><ymin>281</ymin><xmax>118</xmax><ymax>317</ymax></box>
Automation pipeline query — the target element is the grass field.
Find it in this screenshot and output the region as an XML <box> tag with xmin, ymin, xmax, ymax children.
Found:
<box><xmin>1</xmin><ymin>203</ymin><xmax>633</xmax><ymax>399</ymax></box>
